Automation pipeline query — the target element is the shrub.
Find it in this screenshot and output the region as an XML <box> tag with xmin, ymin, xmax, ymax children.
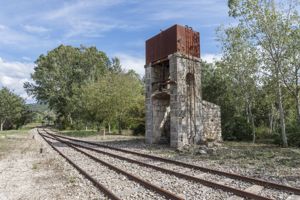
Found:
<box><xmin>288</xmin><ymin>132</ymin><xmax>300</xmax><ymax>147</ymax></box>
<box><xmin>222</xmin><ymin>116</ymin><xmax>252</xmax><ymax>141</ymax></box>
<box><xmin>132</xmin><ymin>123</ymin><xmax>145</xmax><ymax>135</ymax></box>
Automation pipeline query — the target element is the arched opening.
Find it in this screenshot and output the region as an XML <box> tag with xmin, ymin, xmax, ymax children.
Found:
<box><xmin>186</xmin><ymin>72</ymin><xmax>195</xmax><ymax>86</ymax></box>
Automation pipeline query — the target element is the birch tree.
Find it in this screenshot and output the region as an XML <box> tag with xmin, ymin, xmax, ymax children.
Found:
<box><xmin>228</xmin><ymin>0</ymin><xmax>299</xmax><ymax>147</ymax></box>
<box><xmin>218</xmin><ymin>26</ymin><xmax>259</xmax><ymax>143</ymax></box>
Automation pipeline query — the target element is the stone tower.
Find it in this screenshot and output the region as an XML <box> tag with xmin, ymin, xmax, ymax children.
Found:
<box><xmin>145</xmin><ymin>24</ymin><xmax>222</xmax><ymax>148</ymax></box>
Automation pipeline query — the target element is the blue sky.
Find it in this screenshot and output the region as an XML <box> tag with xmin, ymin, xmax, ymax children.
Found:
<box><xmin>0</xmin><ymin>0</ymin><xmax>234</xmax><ymax>102</ymax></box>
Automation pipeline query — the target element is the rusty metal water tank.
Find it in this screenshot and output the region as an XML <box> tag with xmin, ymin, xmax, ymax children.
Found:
<box><xmin>145</xmin><ymin>24</ymin><xmax>200</xmax><ymax>65</ymax></box>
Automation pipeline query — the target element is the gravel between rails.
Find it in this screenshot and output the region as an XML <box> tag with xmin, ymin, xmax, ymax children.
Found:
<box><xmin>77</xmin><ymin>146</ymin><xmax>232</xmax><ymax>200</ymax></box>
<box><xmin>60</xmin><ymin>137</ymin><xmax>253</xmax><ymax>191</ymax></box>
<box><xmin>43</xmin><ymin>134</ymin><xmax>167</xmax><ymax>200</ymax></box>
<box><xmin>91</xmin><ymin>140</ymin><xmax>300</xmax><ymax>190</ymax></box>
<box><xmin>45</xmin><ymin>132</ymin><xmax>234</xmax><ymax>199</ymax></box>
<box><xmin>47</xmin><ymin>131</ymin><xmax>299</xmax><ymax>200</ymax></box>
<box><xmin>46</xmin><ymin>134</ymin><xmax>236</xmax><ymax>199</ymax></box>
<box><xmin>258</xmin><ymin>188</ymin><xmax>291</xmax><ymax>200</ymax></box>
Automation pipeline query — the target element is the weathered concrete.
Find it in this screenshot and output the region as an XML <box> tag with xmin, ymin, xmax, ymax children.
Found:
<box><xmin>145</xmin><ymin>52</ymin><xmax>222</xmax><ymax>149</ymax></box>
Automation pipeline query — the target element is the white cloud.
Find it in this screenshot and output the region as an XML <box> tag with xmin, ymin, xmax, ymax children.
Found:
<box><xmin>0</xmin><ymin>57</ymin><xmax>34</xmax><ymax>102</ymax></box>
<box><xmin>201</xmin><ymin>53</ymin><xmax>222</xmax><ymax>63</ymax></box>
<box><xmin>135</xmin><ymin>0</ymin><xmax>228</xmax><ymax>21</ymax></box>
<box><xmin>114</xmin><ymin>53</ymin><xmax>145</xmax><ymax>76</ymax></box>
<box><xmin>21</xmin><ymin>56</ymin><xmax>32</xmax><ymax>61</ymax></box>
<box><xmin>0</xmin><ymin>24</ymin><xmax>57</xmax><ymax>51</ymax></box>
<box><xmin>23</xmin><ymin>25</ymin><xmax>49</xmax><ymax>33</ymax></box>
<box><xmin>0</xmin><ymin>24</ymin><xmax>7</xmax><ymax>30</ymax></box>
<box><xmin>0</xmin><ymin>25</ymin><xmax>30</xmax><ymax>45</ymax></box>
<box><xmin>44</xmin><ymin>0</ymin><xmax>123</xmax><ymax>20</ymax></box>
<box><xmin>41</xmin><ymin>0</ymin><xmax>142</xmax><ymax>39</ymax></box>
<box><xmin>65</xmin><ymin>20</ymin><xmax>118</xmax><ymax>38</ymax></box>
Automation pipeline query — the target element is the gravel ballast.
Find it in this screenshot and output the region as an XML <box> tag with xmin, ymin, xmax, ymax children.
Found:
<box><xmin>42</xmin><ymin>129</ymin><xmax>300</xmax><ymax>200</ymax></box>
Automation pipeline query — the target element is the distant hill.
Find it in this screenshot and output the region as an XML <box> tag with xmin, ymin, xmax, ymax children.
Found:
<box><xmin>27</xmin><ymin>103</ymin><xmax>49</xmax><ymax>113</ymax></box>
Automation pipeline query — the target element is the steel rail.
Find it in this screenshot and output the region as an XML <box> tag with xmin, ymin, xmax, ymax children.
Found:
<box><xmin>47</xmin><ymin>129</ymin><xmax>300</xmax><ymax>196</ymax></box>
<box><xmin>36</xmin><ymin>129</ymin><xmax>121</xmax><ymax>200</ymax></box>
<box><xmin>41</xmin><ymin>131</ymin><xmax>184</xmax><ymax>200</ymax></box>
<box><xmin>44</xmin><ymin>130</ymin><xmax>273</xmax><ymax>200</ymax></box>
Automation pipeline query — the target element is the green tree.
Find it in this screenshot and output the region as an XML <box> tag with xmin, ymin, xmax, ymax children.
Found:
<box><xmin>0</xmin><ymin>88</ymin><xmax>26</xmax><ymax>131</ymax></box>
<box><xmin>109</xmin><ymin>57</ymin><xmax>123</xmax><ymax>73</ymax></box>
<box><xmin>24</xmin><ymin>45</ymin><xmax>110</xmax><ymax>128</ymax></box>
<box><xmin>80</xmin><ymin>70</ymin><xmax>144</xmax><ymax>134</ymax></box>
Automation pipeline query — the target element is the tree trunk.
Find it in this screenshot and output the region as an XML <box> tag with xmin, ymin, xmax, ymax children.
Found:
<box><xmin>251</xmin><ymin>116</ymin><xmax>256</xmax><ymax>143</ymax></box>
<box><xmin>268</xmin><ymin>110</ymin><xmax>273</xmax><ymax>135</ymax></box>
<box><xmin>0</xmin><ymin>119</ymin><xmax>6</xmax><ymax>131</ymax></box>
<box><xmin>245</xmin><ymin>96</ymin><xmax>250</xmax><ymax>123</ymax></box>
<box><xmin>103</xmin><ymin>127</ymin><xmax>106</xmax><ymax>139</ymax></box>
<box><xmin>277</xmin><ymin>82</ymin><xmax>288</xmax><ymax>147</ymax></box>
<box><xmin>108</xmin><ymin>123</ymin><xmax>111</xmax><ymax>134</ymax></box>
<box><xmin>296</xmin><ymin>91</ymin><xmax>300</xmax><ymax>124</ymax></box>
<box><xmin>0</xmin><ymin>120</ymin><xmax>4</xmax><ymax>132</ymax></box>
<box><xmin>69</xmin><ymin>115</ymin><xmax>73</xmax><ymax>125</ymax></box>
<box><xmin>295</xmin><ymin>66</ymin><xmax>300</xmax><ymax>124</ymax></box>
<box><xmin>118</xmin><ymin>117</ymin><xmax>121</xmax><ymax>134</ymax></box>
<box><xmin>249</xmin><ymin>103</ymin><xmax>256</xmax><ymax>143</ymax></box>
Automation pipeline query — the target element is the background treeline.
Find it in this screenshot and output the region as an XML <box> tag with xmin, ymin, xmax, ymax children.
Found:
<box><xmin>2</xmin><ymin>0</ymin><xmax>300</xmax><ymax>147</ymax></box>
<box><xmin>202</xmin><ymin>0</ymin><xmax>300</xmax><ymax>147</ymax></box>
<box><xmin>0</xmin><ymin>88</ymin><xmax>32</xmax><ymax>131</ymax></box>
<box><xmin>24</xmin><ymin>45</ymin><xmax>145</xmax><ymax>135</ymax></box>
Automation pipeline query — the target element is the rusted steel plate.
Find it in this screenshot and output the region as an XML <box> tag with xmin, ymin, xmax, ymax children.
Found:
<box><xmin>146</xmin><ymin>24</ymin><xmax>200</xmax><ymax>64</ymax></box>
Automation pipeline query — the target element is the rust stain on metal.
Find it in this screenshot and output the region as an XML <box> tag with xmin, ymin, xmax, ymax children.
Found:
<box><xmin>146</xmin><ymin>24</ymin><xmax>200</xmax><ymax>64</ymax></box>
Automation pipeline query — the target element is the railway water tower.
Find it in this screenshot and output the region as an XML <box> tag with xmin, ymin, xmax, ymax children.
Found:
<box><xmin>144</xmin><ymin>24</ymin><xmax>222</xmax><ymax>148</ymax></box>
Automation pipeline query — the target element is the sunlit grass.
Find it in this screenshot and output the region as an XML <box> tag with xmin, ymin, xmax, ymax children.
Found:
<box><xmin>59</xmin><ymin>130</ymin><xmax>99</xmax><ymax>137</ymax></box>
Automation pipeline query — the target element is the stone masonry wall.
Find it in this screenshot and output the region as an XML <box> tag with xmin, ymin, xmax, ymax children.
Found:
<box><xmin>202</xmin><ymin>100</ymin><xmax>222</xmax><ymax>143</ymax></box>
<box><xmin>152</xmin><ymin>98</ymin><xmax>170</xmax><ymax>143</ymax></box>
<box><xmin>145</xmin><ymin>64</ymin><xmax>153</xmax><ymax>144</ymax></box>
<box><xmin>169</xmin><ymin>53</ymin><xmax>203</xmax><ymax>148</ymax></box>
<box><xmin>145</xmin><ymin>53</ymin><xmax>222</xmax><ymax>148</ymax></box>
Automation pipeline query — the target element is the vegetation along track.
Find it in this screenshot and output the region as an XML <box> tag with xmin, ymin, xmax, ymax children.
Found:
<box><xmin>39</xmin><ymin>128</ymin><xmax>300</xmax><ymax>200</ymax></box>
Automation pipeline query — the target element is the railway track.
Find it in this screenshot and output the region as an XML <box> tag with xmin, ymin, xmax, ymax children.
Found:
<box><xmin>38</xmin><ymin>129</ymin><xmax>182</xmax><ymax>200</ymax></box>
<box><xmin>38</xmin><ymin>128</ymin><xmax>300</xmax><ymax>200</ymax></box>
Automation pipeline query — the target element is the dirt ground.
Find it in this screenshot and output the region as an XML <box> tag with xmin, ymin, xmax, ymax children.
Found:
<box><xmin>0</xmin><ymin>129</ymin><xmax>100</xmax><ymax>200</ymax></box>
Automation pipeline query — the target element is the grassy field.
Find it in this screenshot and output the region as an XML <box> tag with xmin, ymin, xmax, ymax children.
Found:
<box><xmin>0</xmin><ymin>123</ymin><xmax>40</xmax><ymax>136</ymax></box>
<box><xmin>0</xmin><ymin>123</ymin><xmax>41</xmax><ymax>158</ymax></box>
<box><xmin>0</xmin><ymin>129</ymin><xmax>31</xmax><ymax>159</ymax></box>
<box><xmin>59</xmin><ymin>130</ymin><xmax>100</xmax><ymax>137</ymax></box>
